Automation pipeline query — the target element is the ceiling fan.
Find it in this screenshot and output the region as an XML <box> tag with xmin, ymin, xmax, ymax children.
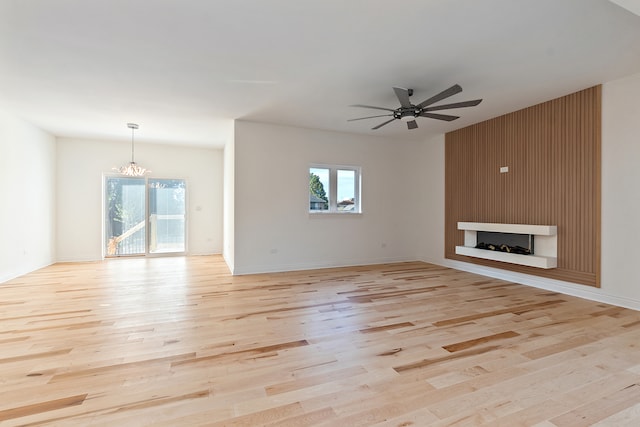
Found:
<box><xmin>349</xmin><ymin>84</ymin><xmax>482</xmax><ymax>130</ymax></box>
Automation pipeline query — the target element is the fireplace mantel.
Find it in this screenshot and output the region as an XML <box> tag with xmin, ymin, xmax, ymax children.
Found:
<box><xmin>455</xmin><ymin>222</ymin><xmax>558</xmax><ymax>269</ymax></box>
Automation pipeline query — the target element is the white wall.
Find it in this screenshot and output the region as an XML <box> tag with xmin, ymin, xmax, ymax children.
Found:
<box><xmin>56</xmin><ymin>138</ymin><xmax>223</xmax><ymax>261</ymax></box>
<box><xmin>0</xmin><ymin>107</ymin><xmax>56</xmax><ymax>283</ymax></box>
<box><xmin>415</xmin><ymin>73</ymin><xmax>640</xmax><ymax>311</ymax></box>
<box><xmin>601</xmin><ymin>72</ymin><xmax>640</xmax><ymax>305</ymax></box>
<box><xmin>232</xmin><ymin>121</ymin><xmax>423</xmax><ymax>274</ymax></box>
<box><xmin>223</xmin><ymin>127</ymin><xmax>235</xmax><ymax>272</ymax></box>
<box><xmin>413</xmin><ymin>134</ymin><xmax>446</xmax><ymax>263</ymax></box>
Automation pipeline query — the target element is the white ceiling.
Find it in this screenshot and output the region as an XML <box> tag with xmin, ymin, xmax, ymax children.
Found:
<box><xmin>1</xmin><ymin>0</ymin><xmax>640</xmax><ymax>147</ymax></box>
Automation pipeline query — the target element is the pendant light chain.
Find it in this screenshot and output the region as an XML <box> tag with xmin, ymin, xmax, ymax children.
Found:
<box><xmin>127</xmin><ymin>122</ymin><xmax>139</xmax><ymax>164</ymax></box>
<box><xmin>130</xmin><ymin>124</ymin><xmax>135</xmax><ymax>163</ymax></box>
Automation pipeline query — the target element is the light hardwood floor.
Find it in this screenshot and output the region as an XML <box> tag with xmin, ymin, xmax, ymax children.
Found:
<box><xmin>2</xmin><ymin>256</ymin><xmax>640</xmax><ymax>426</ymax></box>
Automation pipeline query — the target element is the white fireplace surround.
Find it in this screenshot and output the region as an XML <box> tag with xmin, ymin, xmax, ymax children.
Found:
<box><xmin>456</xmin><ymin>222</ymin><xmax>558</xmax><ymax>269</ymax></box>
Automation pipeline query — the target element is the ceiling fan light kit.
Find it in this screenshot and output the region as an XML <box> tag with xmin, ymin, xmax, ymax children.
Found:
<box><xmin>349</xmin><ymin>84</ymin><xmax>482</xmax><ymax>130</ymax></box>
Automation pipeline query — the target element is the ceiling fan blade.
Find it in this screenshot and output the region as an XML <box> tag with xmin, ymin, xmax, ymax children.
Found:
<box><xmin>420</xmin><ymin>112</ymin><xmax>459</xmax><ymax>121</ymax></box>
<box><xmin>422</xmin><ymin>99</ymin><xmax>483</xmax><ymax>112</ymax></box>
<box><xmin>407</xmin><ymin>120</ymin><xmax>418</xmax><ymax>130</ymax></box>
<box><xmin>417</xmin><ymin>84</ymin><xmax>463</xmax><ymax>108</ymax></box>
<box><xmin>393</xmin><ymin>87</ymin><xmax>412</xmax><ymax>108</ymax></box>
<box><xmin>350</xmin><ymin>104</ymin><xmax>396</xmax><ymax>112</ymax></box>
<box><xmin>372</xmin><ymin>118</ymin><xmax>397</xmax><ymax>130</ymax></box>
<box><xmin>347</xmin><ymin>114</ymin><xmax>393</xmax><ymax>122</ymax></box>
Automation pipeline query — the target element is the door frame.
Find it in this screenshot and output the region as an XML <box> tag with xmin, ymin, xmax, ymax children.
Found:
<box><xmin>103</xmin><ymin>174</ymin><xmax>188</xmax><ymax>258</ymax></box>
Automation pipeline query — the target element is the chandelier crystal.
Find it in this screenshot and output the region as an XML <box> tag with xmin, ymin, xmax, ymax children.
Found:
<box><xmin>114</xmin><ymin>123</ymin><xmax>150</xmax><ymax>177</ymax></box>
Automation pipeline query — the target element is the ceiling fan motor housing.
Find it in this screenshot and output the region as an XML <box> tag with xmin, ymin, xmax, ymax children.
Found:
<box><xmin>395</xmin><ymin>108</ymin><xmax>421</xmax><ymax>121</ymax></box>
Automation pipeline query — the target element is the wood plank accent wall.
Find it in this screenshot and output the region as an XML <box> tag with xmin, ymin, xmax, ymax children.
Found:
<box><xmin>445</xmin><ymin>86</ymin><xmax>601</xmax><ymax>287</ymax></box>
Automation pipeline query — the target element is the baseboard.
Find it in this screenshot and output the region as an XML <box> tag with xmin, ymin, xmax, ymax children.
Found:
<box><xmin>423</xmin><ymin>256</ymin><xmax>640</xmax><ymax>312</ymax></box>
<box><xmin>232</xmin><ymin>255</ymin><xmax>416</xmax><ymax>276</ymax></box>
<box><xmin>55</xmin><ymin>255</ymin><xmax>103</xmax><ymax>263</ymax></box>
<box><xmin>0</xmin><ymin>261</ymin><xmax>54</xmax><ymax>284</ymax></box>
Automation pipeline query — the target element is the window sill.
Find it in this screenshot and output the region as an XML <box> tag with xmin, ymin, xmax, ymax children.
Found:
<box><xmin>309</xmin><ymin>211</ymin><xmax>363</xmax><ymax>217</ymax></box>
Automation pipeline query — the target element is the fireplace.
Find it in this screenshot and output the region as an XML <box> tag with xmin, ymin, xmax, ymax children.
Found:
<box><xmin>475</xmin><ymin>231</ymin><xmax>533</xmax><ymax>255</ymax></box>
<box><xmin>455</xmin><ymin>222</ymin><xmax>557</xmax><ymax>269</ymax></box>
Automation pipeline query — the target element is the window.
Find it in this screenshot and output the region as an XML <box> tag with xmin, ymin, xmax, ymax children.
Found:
<box><xmin>309</xmin><ymin>164</ymin><xmax>361</xmax><ymax>213</ymax></box>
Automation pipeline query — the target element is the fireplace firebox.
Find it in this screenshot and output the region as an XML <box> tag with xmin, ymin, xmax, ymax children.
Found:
<box><xmin>475</xmin><ymin>231</ymin><xmax>533</xmax><ymax>255</ymax></box>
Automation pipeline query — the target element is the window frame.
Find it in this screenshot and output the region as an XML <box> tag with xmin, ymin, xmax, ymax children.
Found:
<box><xmin>309</xmin><ymin>163</ymin><xmax>361</xmax><ymax>214</ymax></box>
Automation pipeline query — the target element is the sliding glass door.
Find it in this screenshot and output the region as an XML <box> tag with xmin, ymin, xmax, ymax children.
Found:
<box><xmin>105</xmin><ymin>177</ymin><xmax>146</xmax><ymax>256</ymax></box>
<box><xmin>104</xmin><ymin>177</ymin><xmax>186</xmax><ymax>257</ymax></box>
<box><xmin>148</xmin><ymin>179</ymin><xmax>186</xmax><ymax>254</ymax></box>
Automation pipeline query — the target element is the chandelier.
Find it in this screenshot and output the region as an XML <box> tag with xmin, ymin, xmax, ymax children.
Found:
<box><xmin>114</xmin><ymin>123</ymin><xmax>150</xmax><ymax>176</ymax></box>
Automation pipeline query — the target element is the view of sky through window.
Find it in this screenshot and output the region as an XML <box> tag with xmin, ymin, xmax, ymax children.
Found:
<box><xmin>337</xmin><ymin>169</ymin><xmax>355</xmax><ymax>202</ymax></box>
